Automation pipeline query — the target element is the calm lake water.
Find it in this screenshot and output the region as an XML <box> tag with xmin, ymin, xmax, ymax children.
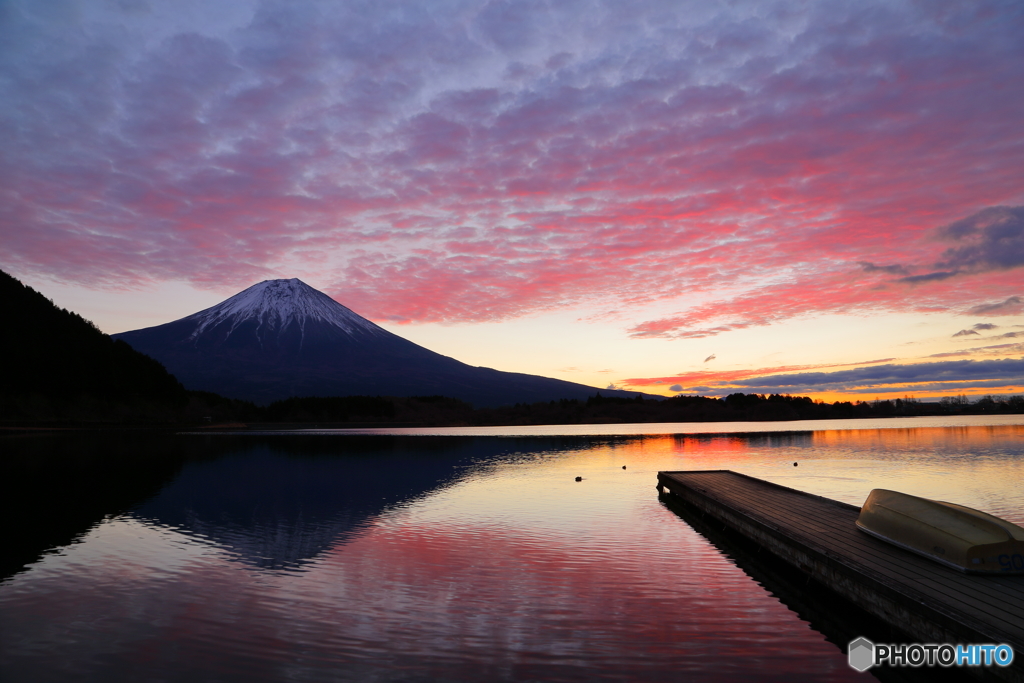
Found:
<box><xmin>2</xmin><ymin>415</ymin><xmax>1023</xmax><ymax>682</ymax></box>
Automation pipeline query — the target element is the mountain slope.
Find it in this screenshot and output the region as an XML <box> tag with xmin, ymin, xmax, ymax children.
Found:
<box><xmin>113</xmin><ymin>279</ymin><xmax>646</xmax><ymax>407</ymax></box>
<box><xmin>0</xmin><ymin>269</ymin><xmax>187</xmax><ymax>420</ymax></box>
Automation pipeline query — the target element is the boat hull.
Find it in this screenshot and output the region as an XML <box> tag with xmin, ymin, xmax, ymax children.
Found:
<box><xmin>856</xmin><ymin>489</ymin><xmax>1024</xmax><ymax>575</ymax></box>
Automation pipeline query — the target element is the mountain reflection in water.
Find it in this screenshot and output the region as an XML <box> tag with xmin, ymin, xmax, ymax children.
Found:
<box><xmin>129</xmin><ymin>436</ymin><xmax>551</xmax><ymax>571</ymax></box>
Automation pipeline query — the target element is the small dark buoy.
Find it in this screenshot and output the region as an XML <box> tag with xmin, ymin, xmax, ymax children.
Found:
<box><xmin>575</xmin><ymin>476</ymin><xmax>582</xmax><ymax>481</ymax></box>
<box><xmin>793</xmin><ymin>462</ymin><xmax>798</xmax><ymax>467</ymax></box>
<box><xmin>622</xmin><ymin>465</ymin><xmax>627</xmax><ymax>470</ymax></box>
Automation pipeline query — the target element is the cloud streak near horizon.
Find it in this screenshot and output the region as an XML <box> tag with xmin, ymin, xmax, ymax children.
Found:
<box><xmin>625</xmin><ymin>357</ymin><xmax>1024</xmax><ymax>397</ymax></box>
<box><xmin>2</xmin><ymin>0</ymin><xmax>1023</xmax><ymax>342</ymax></box>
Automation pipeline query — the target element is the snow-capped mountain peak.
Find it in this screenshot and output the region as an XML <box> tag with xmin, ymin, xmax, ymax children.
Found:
<box><xmin>184</xmin><ymin>278</ymin><xmax>383</xmax><ymax>341</ymax></box>
<box><xmin>113</xmin><ymin>277</ymin><xmax>651</xmax><ymax>406</ymax></box>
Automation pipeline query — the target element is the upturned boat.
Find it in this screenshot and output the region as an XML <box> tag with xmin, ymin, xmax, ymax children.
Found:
<box><xmin>856</xmin><ymin>489</ymin><xmax>1024</xmax><ymax>574</ymax></box>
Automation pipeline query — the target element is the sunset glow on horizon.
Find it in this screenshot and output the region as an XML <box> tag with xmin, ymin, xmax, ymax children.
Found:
<box><xmin>2</xmin><ymin>0</ymin><xmax>1022</xmax><ymax>402</ymax></box>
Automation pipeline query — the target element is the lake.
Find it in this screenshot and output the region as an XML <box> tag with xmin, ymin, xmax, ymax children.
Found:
<box><xmin>2</xmin><ymin>415</ymin><xmax>1023</xmax><ymax>682</ymax></box>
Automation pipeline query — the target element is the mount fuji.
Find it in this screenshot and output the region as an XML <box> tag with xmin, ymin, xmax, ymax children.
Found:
<box><xmin>113</xmin><ymin>279</ymin><xmax>645</xmax><ymax>407</ymax></box>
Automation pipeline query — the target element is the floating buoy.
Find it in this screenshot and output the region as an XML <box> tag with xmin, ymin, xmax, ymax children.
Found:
<box><xmin>793</xmin><ymin>462</ymin><xmax>798</xmax><ymax>467</ymax></box>
<box><xmin>575</xmin><ymin>476</ymin><xmax>582</xmax><ymax>481</ymax></box>
<box><xmin>622</xmin><ymin>465</ymin><xmax>627</xmax><ymax>470</ymax></box>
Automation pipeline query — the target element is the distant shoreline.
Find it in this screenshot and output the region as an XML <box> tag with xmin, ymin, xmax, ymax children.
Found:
<box><xmin>4</xmin><ymin>396</ymin><xmax>1022</xmax><ymax>433</ymax></box>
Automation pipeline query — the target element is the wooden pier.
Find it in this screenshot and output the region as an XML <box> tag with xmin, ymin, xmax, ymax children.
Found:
<box><xmin>657</xmin><ymin>470</ymin><xmax>1024</xmax><ymax>682</ymax></box>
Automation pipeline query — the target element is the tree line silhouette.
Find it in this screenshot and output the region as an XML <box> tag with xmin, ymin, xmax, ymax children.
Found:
<box><xmin>1</xmin><ymin>270</ymin><xmax>188</xmax><ymax>422</ymax></box>
<box><xmin>58</xmin><ymin>390</ymin><xmax>1020</xmax><ymax>428</ymax></box>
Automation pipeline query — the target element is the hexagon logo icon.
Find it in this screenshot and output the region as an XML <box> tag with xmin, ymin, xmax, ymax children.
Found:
<box><xmin>848</xmin><ymin>637</ymin><xmax>875</xmax><ymax>672</ymax></box>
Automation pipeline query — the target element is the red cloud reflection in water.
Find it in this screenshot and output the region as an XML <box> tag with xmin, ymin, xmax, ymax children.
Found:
<box><xmin>311</xmin><ymin>517</ymin><xmax>859</xmax><ymax>680</ymax></box>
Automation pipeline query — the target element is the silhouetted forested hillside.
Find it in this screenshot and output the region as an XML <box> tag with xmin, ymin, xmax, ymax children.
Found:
<box><xmin>0</xmin><ymin>270</ymin><xmax>188</xmax><ymax>422</ymax></box>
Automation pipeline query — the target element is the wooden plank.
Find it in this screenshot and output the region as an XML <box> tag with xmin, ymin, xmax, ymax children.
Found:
<box><xmin>697</xmin><ymin>478</ymin><xmax>1024</xmax><ymax>616</ymax></box>
<box><xmin>659</xmin><ymin>471</ymin><xmax>1024</xmax><ymax>639</ymax></box>
<box><xmin>667</xmin><ymin>472</ymin><xmax>1011</xmax><ymax>586</ymax></box>
<box><xmin>657</xmin><ymin>469</ymin><xmax>1024</xmax><ymax>683</ymax></box>
<box><xmin>663</xmin><ymin>471</ymin><xmax>1024</xmax><ymax>617</ymax></box>
<box><xmin>680</xmin><ymin>474</ymin><xmax>1024</xmax><ymax>617</ymax></box>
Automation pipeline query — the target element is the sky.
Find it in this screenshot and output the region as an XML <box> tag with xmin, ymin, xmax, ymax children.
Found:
<box><xmin>2</xmin><ymin>0</ymin><xmax>1023</xmax><ymax>401</ymax></box>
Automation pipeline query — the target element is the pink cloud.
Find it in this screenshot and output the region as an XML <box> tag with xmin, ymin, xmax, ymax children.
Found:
<box><xmin>1</xmin><ymin>0</ymin><xmax>1022</xmax><ymax>330</ymax></box>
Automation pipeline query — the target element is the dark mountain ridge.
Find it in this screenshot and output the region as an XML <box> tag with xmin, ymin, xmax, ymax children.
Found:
<box><xmin>0</xmin><ymin>269</ymin><xmax>187</xmax><ymax>421</ymax></box>
<box><xmin>114</xmin><ymin>278</ymin><xmax>651</xmax><ymax>407</ymax></box>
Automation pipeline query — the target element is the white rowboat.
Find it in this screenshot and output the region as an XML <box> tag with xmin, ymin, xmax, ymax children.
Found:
<box><xmin>856</xmin><ymin>489</ymin><xmax>1024</xmax><ymax>574</ymax></box>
